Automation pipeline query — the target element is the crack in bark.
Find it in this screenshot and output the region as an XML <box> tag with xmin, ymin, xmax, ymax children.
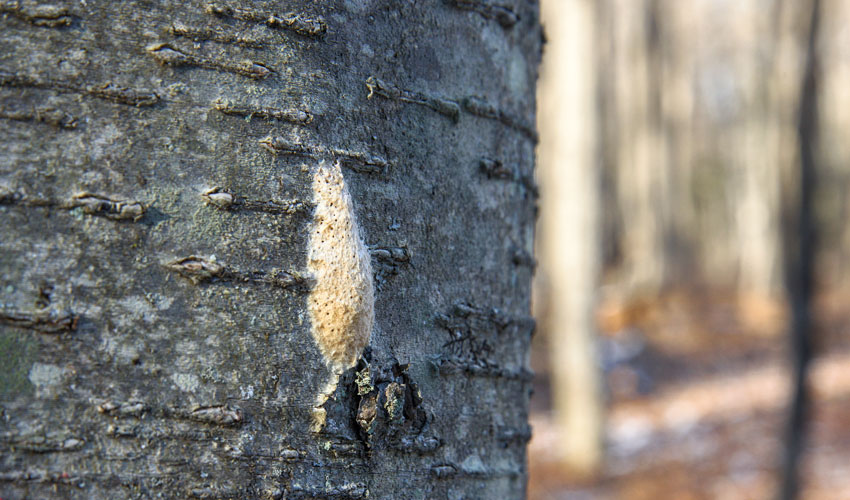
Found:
<box><xmin>163</xmin><ymin>256</ymin><xmax>309</xmax><ymax>290</ymax></box>
<box><xmin>0</xmin><ymin>309</ymin><xmax>78</xmax><ymax>333</ymax></box>
<box><xmin>445</xmin><ymin>0</ymin><xmax>518</xmax><ymax>28</ymax></box>
<box><xmin>431</xmin><ymin>355</ymin><xmax>534</xmax><ymax>382</ymax></box>
<box><xmin>170</xmin><ymin>21</ymin><xmax>266</xmax><ymax>48</ymax></box>
<box><xmin>0</xmin><ymin>106</ymin><xmax>77</xmax><ymax>129</ymax></box>
<box><xmin>69</xmin><ymin>193</ymin><xmax>145</xmax><ymax>221</ymax></box>
<box><xmin>0</xmin><ymin>1</ymin><xmax>74</xmax><ymax>28</ymax></box>
<box><xmin>2</xmin><ymin>433</ymin><xmax>85</xmax><ymax>453</ymax></box>
<box><xmin>0</xmin><ymin>189</ymin><xmax>146</xmax><ymax>221</ymax></box>
<box><xmin>0</xmin><ymin>70</ymin><xmax>159</xmax><ymax>106</ymax></box>
<box><xmin>147</xmin><ymin>43</ymin><xmax>273</xmax><ymax>80</ymax></box>
<box><xmin>259</xmin><ymin>135</ymin><xmax>390</xmax><ymax>177</ymax></box>
<box><xmin>365</xmin><ymin>76</ymin><xmax>537</xmax><ymax>141</ymax></box>
<box><xmin>204</xmin><ymin>3</ymin><xmax>327</xmax><ymax>38</ymax></box>
<box><xmin>212</xmin><ymin>97</ymin><xmax>313</xmax><ymax>125</ymax></box>
<box><xmin>201</xmin><ymin>186</ymin><xmax>311</xmax><ymax>215</ymax></box>
<box><xmin>182</xmin><ymin>405</ymin><xmax>243</xmax><ymax>427</ymax></box>
<box><xmin>365</xmin><ymin>76</ymin><xmax>460</xmax><ymax>122</ymax></box>
<box><xmin>479</xmin><ymin>157</ymin><xmax>539</xmax><ymax>197</ymax></box>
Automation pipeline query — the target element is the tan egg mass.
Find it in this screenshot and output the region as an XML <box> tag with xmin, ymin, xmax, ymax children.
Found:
<box><xmin>307</xmin><ymin>161</ymin><xmax>374</xmax><ymax>371</ymax></box>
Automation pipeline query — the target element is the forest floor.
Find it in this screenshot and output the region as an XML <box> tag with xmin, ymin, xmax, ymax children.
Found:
<box><xmin>527</xmin><ymin>289</ymin><xmax>850</xmax><ymax>500</ymax></box>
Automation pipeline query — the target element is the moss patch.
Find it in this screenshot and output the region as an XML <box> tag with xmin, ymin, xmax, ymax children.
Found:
<box><xmin>0</xmin><ymin>330</ymin><xmax>36</xmax><ymax>399</ymax></box>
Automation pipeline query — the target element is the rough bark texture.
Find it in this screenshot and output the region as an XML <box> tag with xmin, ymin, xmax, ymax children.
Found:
<box><xmin>0</xmin><ymin>1</ymin><xmax>541</xmax><ymax>499</ymax></box>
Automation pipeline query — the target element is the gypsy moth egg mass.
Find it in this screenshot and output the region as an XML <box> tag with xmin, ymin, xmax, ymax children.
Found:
<box><xmin>307</xmin><ymin>161</ymin><xmax>374</xmax><ymax>372</ymax></box>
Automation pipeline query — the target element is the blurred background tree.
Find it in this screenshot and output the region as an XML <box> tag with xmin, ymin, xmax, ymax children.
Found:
<box><xmin>537</xmin><ymin>0</ymin><xmax>604</xmax><ymax>478</ymax></box>
<box><xmin>532</xmin><ymin>0</ymin><xmax>848</xmax><ymax>497</ymax></box>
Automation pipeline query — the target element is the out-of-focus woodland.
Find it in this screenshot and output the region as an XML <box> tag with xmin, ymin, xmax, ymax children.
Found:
<box><xmin>531</xmin><ymin>0</ymin><xmax>850</xmax><ymax>498</ymax></box>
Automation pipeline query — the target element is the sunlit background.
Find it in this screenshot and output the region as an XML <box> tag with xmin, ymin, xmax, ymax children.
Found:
<box><xmin>530</xmin><ymin>0</ymin><xmax>849</xmax><ymax>498</ymax></box>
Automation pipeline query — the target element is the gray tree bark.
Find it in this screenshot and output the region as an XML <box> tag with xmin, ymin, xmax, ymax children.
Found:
<box><xmin>0</xmin><ymin>1</ymin><xmax>541</xmax><ymax>499</ymax></box>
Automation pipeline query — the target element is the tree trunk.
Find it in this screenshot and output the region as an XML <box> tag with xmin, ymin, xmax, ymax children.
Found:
<box><xmin>537</xmin><ymin>0</ymin><xmax>603</xmax><ymax>476</ymax></box>
<box><xmin>0</xmin><ymin>2</ymin><xmax>541</xmax><ymax>499</ymax></box>
<box><xmin>609</xmin><ymin>0</ymin><xmax>671</xmax><ymax>295</ymax></box>
<box><xmin>780</xmin><ymin>0</ymin><xmax>820</xmax><ymax>497</ymax></box>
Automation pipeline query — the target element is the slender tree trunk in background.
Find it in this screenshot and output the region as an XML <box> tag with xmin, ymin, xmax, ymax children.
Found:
<box><xmin>735</xmin><ymin>0</ymin><xmax>820</xmax><ymax>332</ymax></box>
<box><xmin>0</xmin><ymin>2</ymin><xmax>541</xmax><ymax>498</ymax></box>
<box><xmin>820</xmin><ymin>0</ymin><xmax>850</xmax><ymax>285</ymax></box>
<box><xmin>537</xmin><ymin>0</ymin><xmax>603</xmax><ymax>476</ymax></box>
<box><xmin>658</xmin><ymin>0</ymin><xmax>696</xmax><ymax>281</ymax></box>
<box><xmin>736</xmin><ymin>42</ymin><xmax>782</xmax><ymax>306</ymax></box>
<box><xmin>721</xmin><ymin>0</ymin><xmax>788</xmax><ymax>331</ymax></box>
<box><xmin>780</xmin><ymin>0</ymin><xmax>819</xmax><ymax>498</ymax></box>
<box><xmin>818</xmin><ymin>0</ymin><xmax>850</xmax><ymax>283</ymax></box>
<box><xmin>610</xmin><ymin>0</ymin><xmax>670</xmax><ymax>295</ymax></box>
<box><xmin>595</xmin><ymin>0</ymin><xmax>622</xmax><ymax>274</ymax></box>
